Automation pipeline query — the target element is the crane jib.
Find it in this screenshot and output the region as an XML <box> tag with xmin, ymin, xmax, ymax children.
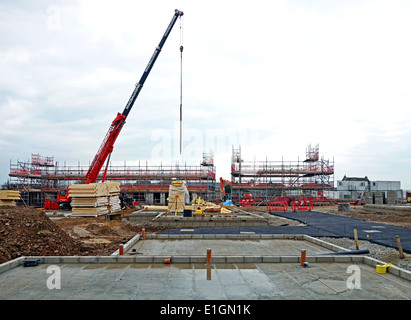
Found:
<box><xmin>122</xmin><ymin>10</ymin><xmax>183</xmax><ymax>119</ymax></box>
<box><xmin>85</xmin><ymin>9</ymin><xmax>183</xmax><ymax>184</ymax></box>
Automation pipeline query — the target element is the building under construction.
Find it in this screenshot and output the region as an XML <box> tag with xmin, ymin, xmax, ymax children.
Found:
<box><xmin>230</xmin><ymin>144</ymin><xmax>335</xmax><ymax>204</ymax></box>
<box><xmin>7</xmin><ymin>152</ymin><xmax>216</xmax><ymax>207</ymax></box>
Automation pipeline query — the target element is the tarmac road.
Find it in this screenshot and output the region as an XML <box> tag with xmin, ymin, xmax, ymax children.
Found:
<box><xmin>271</xmin><ymin>210</ymin><xmax>411</xmax><ymax>253</ymax></box>
<box><xmin>159</xmin><ymin>210</ymin><xmax>411</xmax><ymax>254</ymax></box>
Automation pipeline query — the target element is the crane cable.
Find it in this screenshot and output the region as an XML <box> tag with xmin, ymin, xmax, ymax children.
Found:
<box><xmin>179</xmin><ymin>15</ymin><xmax>183</xmax><ymax>155</ymax></box>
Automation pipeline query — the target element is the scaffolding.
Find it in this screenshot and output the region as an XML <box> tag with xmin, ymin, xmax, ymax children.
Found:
<box><xmin>230</xmin><ymin>144</ymin><xmax>334</xmax><ymax>205</ymax></box>
<box><xmin>8</xmin><ymin>152</ymin><xmax>216</xmax><ymax>206</ymax></box>
<box><xmin>7</xmin><ymin>154</ymin><xmax>58</xmax><ymax>206</ymax></box>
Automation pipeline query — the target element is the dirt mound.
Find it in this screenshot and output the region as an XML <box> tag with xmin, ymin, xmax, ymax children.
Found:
<box><xmin>85</xmin><ymin>223</ymin><xmax>118</xmax><ymax>236</ymax></box>
<box><xmin>0</xmin><ymin>206</ymin><xmax>135</xmax><ymax>263</ymax></box>
<box><xmin>0</xmin><ymin>206</ymin><xmax>116</xmax><ymax>264</ymax></box>
<box><xmin>0</xmin><ymin>205</ymin><xmax>153</xmax><ymax>264</ymax></box>
<box><xmin>315</xmin><ymin>205</ymin><xmax>411</xmax><ymax>228</ymax></box>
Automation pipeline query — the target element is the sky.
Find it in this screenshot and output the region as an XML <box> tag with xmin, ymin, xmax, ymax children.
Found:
<box><xmin>0</xmin><ymin>0</ymin><xmax>410</xmax><ymax>191</ymax></box>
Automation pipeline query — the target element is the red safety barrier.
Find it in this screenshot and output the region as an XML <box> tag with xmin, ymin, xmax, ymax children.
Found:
<box><xmin>290</xmin><ymin>200</ymin><xmax>313</xmax><ymax>212</ymax></box>
<box><xmin>44</xmin><ymin>199</ymin><xmax>59</xmax><ymax>210</ymax></box>
<box><xmin>266</xmin><ymin>201</ymin><xmax>288</xmax><ymax>212</ymax></box>
<box><xmin>240</xmin><ymin>198</ymin><xmax>256</xmax><ymax>207</ymax></box>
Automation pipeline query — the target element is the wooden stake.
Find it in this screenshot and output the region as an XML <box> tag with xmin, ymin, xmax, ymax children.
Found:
<box><xmin>206</xmin><ymin>267</ymin><xmax>212</xmax><ymax>281</ymax></box>
<box><xmin>395</xmin><ymin>235</ymin><xmax>405</xmax><ymax>259</ymax></box>
<box><xmin>354</xmin><ymin>229</ymin><xmax>359</xmax><ymax>250</ymax></box>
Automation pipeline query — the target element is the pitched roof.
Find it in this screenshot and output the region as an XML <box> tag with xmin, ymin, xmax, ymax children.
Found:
<box><xmin>342</xmin><ymin>175</ymin><xmax>369</xmax><ymax>182</ymax></box>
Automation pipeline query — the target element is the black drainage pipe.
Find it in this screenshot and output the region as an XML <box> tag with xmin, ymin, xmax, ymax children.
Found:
<box><xmin>317</xmin><ymin>249</ymin><xmax>370</xmax><ymax>256</ymax></box>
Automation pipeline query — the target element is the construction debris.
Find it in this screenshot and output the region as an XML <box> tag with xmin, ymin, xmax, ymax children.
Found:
<box><xmin>69</xmin><ymin>182</ymin><xmax>121</xmax><ymax>217</ymax></box>
<box><xmin>190</xmin><ymin>196</ymin><xmax>232</xmax><ymax>214</ymax></box>
<box><xmin>0</xmin><ymin>190</ymin><xmax>20</xmax><ymax>206</ymax></box>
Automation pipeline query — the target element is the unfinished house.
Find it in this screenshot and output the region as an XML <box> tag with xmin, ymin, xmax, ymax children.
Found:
<box><xmin>8</xmin><ymin>152</ymin><xmax>216</xmax><ymax>207</ymax></box>
<box><xmin>230</xmin><ymin>144</ymin><xmax>335</xmax><ymax>205</ymax></box>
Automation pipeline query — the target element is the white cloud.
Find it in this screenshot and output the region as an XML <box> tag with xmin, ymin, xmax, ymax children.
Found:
<box><xmin>1</xmin><ymin>0</ymin><xmax>411</xmax><ymax>191</ymax></box>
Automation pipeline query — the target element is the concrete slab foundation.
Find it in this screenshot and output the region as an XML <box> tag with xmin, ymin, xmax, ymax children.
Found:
<box><xmin>0</xmin><ymin>234</ymin><xmax>410</xmax><ymax>300</ymax></box>
<box><xmin>127</xmin><ymin>208</ymin><xmax>270</xmax><ymax>227</ymax></box>
<box><xmin>0</xmin><ymin>260</ymin><xmax>410</xmax><ymax>300</ymax></box>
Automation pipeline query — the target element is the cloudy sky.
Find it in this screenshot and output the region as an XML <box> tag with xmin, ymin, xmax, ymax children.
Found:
<box><xmin>1</xmin><ymin>0</ymin><xmax>410</xmax><ymax>191</ymax></box>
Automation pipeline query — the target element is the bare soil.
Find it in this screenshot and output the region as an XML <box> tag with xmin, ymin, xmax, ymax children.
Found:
<box><xmin>314</xmin><ymin>205</ymin><xmax>411</xmax><ymax>228</ymax></box>
<box><xmin>1</xmin><ymin>204</ymin><xmax>410</xmax><ymax>266</ymax></box>
<box><xmin>0</xmin><ymin>206</ymin><xmax>86</xmax><ymax>263</ymax></box>
<box><xmin>0</xmin><ymin>206</ymin><xmax>150</xmax><ymax>264</ymax></box>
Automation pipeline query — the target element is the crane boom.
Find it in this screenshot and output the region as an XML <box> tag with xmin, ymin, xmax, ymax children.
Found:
<box><xmin>85</xmin><ymin>9</ymin><xmax>184</xmax><ymax>184</ymax></box>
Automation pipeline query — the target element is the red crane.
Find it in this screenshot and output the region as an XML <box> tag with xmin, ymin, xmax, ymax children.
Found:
<box><xmin>85</xmin><ymin>9</ymin><xmax>184</xmax><ymax>184</ymax></box>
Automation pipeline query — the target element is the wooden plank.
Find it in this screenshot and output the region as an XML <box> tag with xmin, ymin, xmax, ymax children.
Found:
<box><xmin>0</xmin><ymin>190</ymin><xmax>20</xmax><ymax>200</ymax></box>
<box><xmin>0</xmin><ymin>199</ymin><xmax>16</xmax><ymax>206</ymax></box>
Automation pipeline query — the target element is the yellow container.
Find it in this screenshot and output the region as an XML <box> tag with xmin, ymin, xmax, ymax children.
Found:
<box><xmin>171</xmin><ymin>180</ymin><xmax>183</xmax><ymax>187</ymax></box>
<box><xmin>376</xmin><ymin>263</ymin><xmax>393</xmax><ymax>274</ymax></box>
<box><xmin>195</xmin><ymin>206</ymin><xmax>203</xmax><ymax>216</ymax></box>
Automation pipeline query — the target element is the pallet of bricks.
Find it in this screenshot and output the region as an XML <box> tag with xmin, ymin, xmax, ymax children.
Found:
<box><xmin>0</xmin><ymin>190</ymin><xmax>20</xmax><ymax>206</ymax></box>
<box><xmin>69</xmin><ymin>182</ymin><xmax>121</xmax><ymax>217</ymax></box>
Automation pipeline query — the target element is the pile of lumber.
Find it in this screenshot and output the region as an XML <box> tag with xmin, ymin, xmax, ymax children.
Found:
<box><xmin>106</xmin><ymin>182</ymin><xmax>121</xmax><ymax>213</ymax></box>
<box><xmin>0</xmin><ymin>190</ymin><xmax>20</xmax><ymax>206</ymax></box>
<box><xmin>71</xmin><ymin>197</ymin><xmax>109</xmax><ymax>207</ymax></box>
<box><xmin>69</xmin><ymin>182</ymin><xmax>121</xmax><ymax>217</ymax></box>
<box><xmin>204</xmin><ymin>206</ymin><xmax>232</xmax><ymax>214</ymax></box>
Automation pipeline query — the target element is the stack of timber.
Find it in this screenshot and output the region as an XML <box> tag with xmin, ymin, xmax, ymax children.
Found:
<box><xmin>69</xmin><ymin>182</ymin><xmax>121</xmax><ymax>217</ymax></box>
<box><xmin>106</xmin><ymin>182</ymin><xmax>121</xmax><ymax>213</ymax></box>
<box><xmin>0</xmin><ymin>190</ymin><xmax>20</xmax><ymax>206</ymax></box>
<box><xmin>71</xmin><ymin>196</ymin><xmax>109</xmax><ymax>207</ymax></box>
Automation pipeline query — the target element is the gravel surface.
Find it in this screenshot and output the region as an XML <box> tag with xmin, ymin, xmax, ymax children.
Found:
<box><xmin>319</xmin><ymin>236</ymin><xmax>411</xmax><ymax>271</ymax></box>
